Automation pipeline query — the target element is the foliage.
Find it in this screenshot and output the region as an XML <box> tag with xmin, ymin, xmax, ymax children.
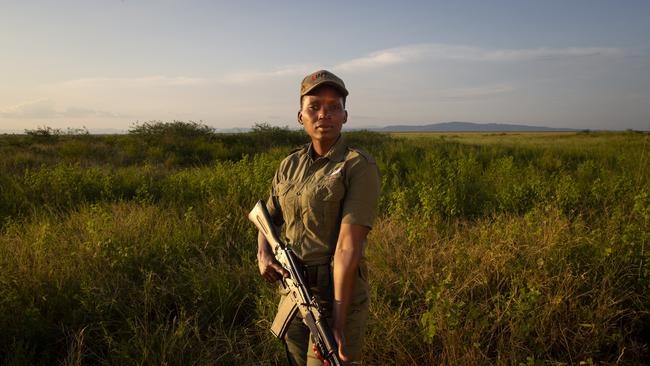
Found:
<box><xmin>129</xmin><ymin>120</ymin><xmax>215</xmax><ymax>138</ymax></box>
<box><xmin>0</xmin><ymin>127</ymin><xmax>648</xmax><ymax>364</ymax></box>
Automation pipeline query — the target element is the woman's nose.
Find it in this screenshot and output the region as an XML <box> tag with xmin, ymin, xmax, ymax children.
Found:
<box><xmin>318</xmin><ymin>107</ymin><xmax>331</xmax><ymax>119</ymax></box>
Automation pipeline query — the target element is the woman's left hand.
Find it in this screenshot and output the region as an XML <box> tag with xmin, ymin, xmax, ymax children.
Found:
<box><xmin>311</xmin><ymin>326</ymin><xmax>347</xmax><ymax>365</ymax></box>
<box><xmin>333</xmin><ymin>324</ymin><xmax>348</xmax><ymax>362</ymax></box>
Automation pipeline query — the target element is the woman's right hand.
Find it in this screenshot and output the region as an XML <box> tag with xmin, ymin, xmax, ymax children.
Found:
<box><xmin>258</xmin><ymin>251</ymin><xmax>289</xmax><ymax>283</ymax></box>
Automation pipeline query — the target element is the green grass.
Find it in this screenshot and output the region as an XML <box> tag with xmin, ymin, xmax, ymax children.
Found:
<box><xmin>0</xmin><ymin>123</ymin><xmax>648</xmax><ymax>365</ymax></box>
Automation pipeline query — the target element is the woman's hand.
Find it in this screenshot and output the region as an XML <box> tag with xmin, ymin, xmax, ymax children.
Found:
<box><xmin>333</xmin><ymin>323</ymin><xmax>348</xmax><ymax>362</ymax></box>
<box><xmin>311</xmin><ymin>325</ymin><xmax>348</xmax><ymax>365</ymax></box>
<box><xmin>257</xmin><ymin>231</ymin><xmax>288</xmax><ymax>283</ymax></box>
<box><xmin>258</xmin><ymin>251</ymin><xmax>288</xmax><ymax>283</ymax></box>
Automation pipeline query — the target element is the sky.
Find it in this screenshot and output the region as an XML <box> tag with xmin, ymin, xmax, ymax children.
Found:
<box><xmin>1</xmin><ymin>0</ymin><xmax>649</xmax><ymax>133</ymax></box>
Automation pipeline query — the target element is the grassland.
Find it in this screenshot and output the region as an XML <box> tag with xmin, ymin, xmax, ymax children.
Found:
<box><xmin>0</xmin><ymin>123</ymin><xmax>648</xmax><ymax>365</ymax></box>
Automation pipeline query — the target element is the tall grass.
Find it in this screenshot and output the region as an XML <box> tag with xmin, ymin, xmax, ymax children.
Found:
<box><xmin>0</xmin><ymin>122</ymin><xmax>648</xmax><ymax>365</ymax></box>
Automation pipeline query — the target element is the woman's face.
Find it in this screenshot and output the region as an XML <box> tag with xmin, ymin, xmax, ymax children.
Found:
<box><xmin>298</xmin><ymin>86</ymin><xmax>347</xmax><ymax>146</ymax></box>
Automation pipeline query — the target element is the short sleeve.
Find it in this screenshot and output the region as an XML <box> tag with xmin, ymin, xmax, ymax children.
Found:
<box><xmin>266</xmin><ymin>168</ymin><xmax>285</xmax><ymax>226</ymax></box>
<box><xmin>341</xmin><ymin>157</ymin><xmax>381</xmax><ymax>228</ymax></box>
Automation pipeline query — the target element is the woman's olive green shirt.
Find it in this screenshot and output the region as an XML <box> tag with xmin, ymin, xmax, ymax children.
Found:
<box><xmin>266</xmin><ymin>135</ymin><xmax>381</xmax><ymax>265</ymax></box>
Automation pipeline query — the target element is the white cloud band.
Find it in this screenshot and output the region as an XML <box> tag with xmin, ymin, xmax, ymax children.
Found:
<box><xmin>0</xmin><ymin>99</ymin><xmax>119</xmax><ymax>119</ymax></box>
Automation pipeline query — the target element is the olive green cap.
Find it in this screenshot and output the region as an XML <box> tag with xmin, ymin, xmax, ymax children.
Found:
<box><xmin>300</xmin><ymin>70</ymin><xmax>349</xmax><ymax>98</ymax></box>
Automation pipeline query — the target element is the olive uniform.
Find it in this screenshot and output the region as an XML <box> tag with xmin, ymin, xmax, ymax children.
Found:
<box><xmin>266</xmin><ymin>135</ymin><xmax>380</xmax><ymax>365</ymax></box>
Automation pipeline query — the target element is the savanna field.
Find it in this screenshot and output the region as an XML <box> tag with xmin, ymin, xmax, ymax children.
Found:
<box><xmin>0</xmin><ymin>122</ymin><xmax>648</xmax><ymax>365</ymax></box>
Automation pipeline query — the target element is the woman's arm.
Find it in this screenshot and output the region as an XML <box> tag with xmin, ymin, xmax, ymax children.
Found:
<box><xmin>332</xmin><ymin>223</ymin><xmax>370</xmax><ymax>361</ymax></box>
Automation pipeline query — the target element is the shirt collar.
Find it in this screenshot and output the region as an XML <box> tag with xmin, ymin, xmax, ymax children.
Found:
<box><xmin>303</xmin><ymin>134</ymin><xmax>347</xmax><ymax>163</ymax></box>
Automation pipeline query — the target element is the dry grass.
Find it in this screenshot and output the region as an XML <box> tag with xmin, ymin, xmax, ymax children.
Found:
<box><xmin>0</xmin><ymin>127</ymin><xmax>648</xmax><ymax>364</ymax></box>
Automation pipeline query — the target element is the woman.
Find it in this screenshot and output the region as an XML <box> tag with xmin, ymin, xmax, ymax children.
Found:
<box><xmin>257</xmin><ymin>70</ymin><xmax>380</xmax><ymax>365</ymax></box>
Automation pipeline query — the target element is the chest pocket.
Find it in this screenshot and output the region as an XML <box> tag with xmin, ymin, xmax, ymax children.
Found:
<box><xmin>275</xmin><ymin>181</ymin><xmax>297</xmax><ymax>213</ymax></box>
<box><xmin>311</xmin><ymin>176</ymin><xmax>346</xmax><ymax>220</ymax></box>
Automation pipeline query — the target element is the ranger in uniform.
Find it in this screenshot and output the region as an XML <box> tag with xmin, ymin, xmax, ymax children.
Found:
<box><xmin>257</xmin><ymin>70</ymin><xmax>381</xmax><ymax>365</ymax></box>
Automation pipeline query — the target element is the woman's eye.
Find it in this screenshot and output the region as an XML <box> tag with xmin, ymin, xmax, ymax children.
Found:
<box><xmin>309</xmin><ymin>105</ymin><xmax>319</xmax><ymax>110</ymax></box>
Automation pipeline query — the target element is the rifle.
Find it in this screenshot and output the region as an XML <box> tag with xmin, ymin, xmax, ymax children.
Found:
<box><xmin>248</xmin><ymin>200</ymin><xmax>343</xmax><ymax>366</ymax></box>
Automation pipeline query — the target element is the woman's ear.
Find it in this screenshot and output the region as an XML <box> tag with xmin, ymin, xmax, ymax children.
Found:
<box><xmin>297</xmin><ymin>111</ymin><xmax>303</xmax><ymax>125</ymax></box>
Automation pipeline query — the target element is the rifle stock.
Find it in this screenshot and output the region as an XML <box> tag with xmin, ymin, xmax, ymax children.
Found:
<box><xmin>248</xmin><ymin>200</ymin><xmax>284</xmax><ymax>253</ymax></box>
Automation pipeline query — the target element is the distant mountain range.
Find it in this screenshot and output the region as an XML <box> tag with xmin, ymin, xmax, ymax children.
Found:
<box><xmin>372</xmin><ymin>122</ymin><xmax>581</xmax><ymax>132</ymax></box>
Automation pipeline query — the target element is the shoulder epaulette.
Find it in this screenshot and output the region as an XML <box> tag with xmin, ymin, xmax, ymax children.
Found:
<box><xmin>347</xmin><ymin>145</ymin><xmax>376</xmax><ymax>164</ymax></box>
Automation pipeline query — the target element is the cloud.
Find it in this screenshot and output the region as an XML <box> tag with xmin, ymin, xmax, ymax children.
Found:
<box><xmin>39</xmin><ymin>44</ymin><xmax>623</xmax><ymax>91</ymax></box>
<box><xmin>221</xmin><ymin>64</ymin><xmax>318</xmax><ymax>84</ymax></box>
<box><xmin>333</xmin><ymin>43</ymin><xmax>624</xmax><ymax>72</ymax></box>
<box><xmin>335</xmin><ymin>47</ymin><xmax>422</xmax><ymax>71</ymax></box>
<box><xmin>472</xmin><ymin>46</ymin><xmax>623</xmax><ymax>62</ymax></box>
<box><xmin>56</xmin><ymin>75</ymin><xmax>208</xmax><ymax>88</ymax></box>
<box><xmin>208</xmin><ymin>43</ymin><xmax>625</xmax><ymax>84</ymax></box>
<box><xmin>0</xmin><ymin>99</ymin><xmax>57</xmax><ymax>119</ymax></box>
<box><xmin>59</xmin><ymin>107</ymin><xmax>120</xmax><ymax>118</ymax></box>
<box><xmin>0</xmin><ymin>99</ymin><xmax>120</xmax><ymax>119</ymax></box>
<box><xmin>51</xmin><ymin>71</ymin><xmax>303</xmax><ymax>89</ymax></box>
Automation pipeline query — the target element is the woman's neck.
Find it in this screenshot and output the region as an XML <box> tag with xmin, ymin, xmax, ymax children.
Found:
<box><xmin>311</xmin><ymin>134</ymin><xmax>340</xmax><ymax>157</ymax></box>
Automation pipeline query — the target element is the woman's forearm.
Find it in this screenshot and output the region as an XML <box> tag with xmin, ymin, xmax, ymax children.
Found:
<box><xmin>333</xmin><ymin>224</ymin><xmax>367</xmax><ymax>329</ymax></box>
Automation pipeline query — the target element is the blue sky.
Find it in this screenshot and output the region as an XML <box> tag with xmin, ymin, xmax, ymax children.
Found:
<box><xmin>1</xmin><ymin>0</ymin><xmax>649</xmax><ymax>132</ymax></box>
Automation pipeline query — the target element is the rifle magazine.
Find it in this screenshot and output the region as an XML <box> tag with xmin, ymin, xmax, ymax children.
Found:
<box><xmin>270</xmin><ymin>294</ymin><xmax>299</xmax><ymax>339</ymax></box>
